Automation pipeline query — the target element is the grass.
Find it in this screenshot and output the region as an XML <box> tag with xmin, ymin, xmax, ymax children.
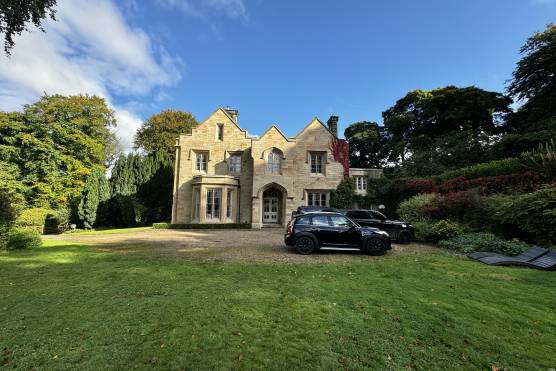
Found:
<box><xmin>61</xmin><ymin>226</ymin><xmax>153</xmax><ymax>235</ymax></box>
<box><xmin>1</xmin><ymin>240</ymin><xmax>555</xmax><ymax>370</ymax></box>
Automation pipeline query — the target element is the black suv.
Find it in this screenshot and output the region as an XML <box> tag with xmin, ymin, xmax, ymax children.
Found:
<box><xmin>284</xmin><ymin>212</ymin><xmax>391</xmax><ymax>255</ymax></box>
<box><xmin>341</xmin><ymin>209</ymin><xmax>414</xmax><ymax>244</ymax></box>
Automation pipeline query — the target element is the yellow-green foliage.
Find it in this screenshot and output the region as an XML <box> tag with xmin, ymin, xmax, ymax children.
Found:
<box><xmin>15</xmin><ymin>208</ymin><xmax>53</xmax><ymax>229</ymax></box>
<box><xmin>397</xmin><ymin>193</ymin><xmax>437</xmax><ymax>223</ymax></box>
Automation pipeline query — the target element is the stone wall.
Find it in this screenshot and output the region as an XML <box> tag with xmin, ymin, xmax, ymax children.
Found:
<box><xmin>172</xmin><ymin>108</ymin><xmax>253</xmax><ymax>224</ymax></box>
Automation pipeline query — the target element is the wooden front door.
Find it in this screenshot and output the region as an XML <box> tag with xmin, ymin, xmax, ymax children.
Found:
<box><xmin>263</xmin><ymin>197</ymin><xmax>279</xmax><ymax>224</ymax></box>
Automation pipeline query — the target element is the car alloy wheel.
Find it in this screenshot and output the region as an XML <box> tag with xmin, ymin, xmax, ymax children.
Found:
<box><xmin>365</xmin><ymin>237</ymin><xmax>386</xmax><ymax>256</ymax></box>
<box><xmin>295</xmin><ymin>236</ymin><xmax>315</xmax><ymax>255</ymax></box>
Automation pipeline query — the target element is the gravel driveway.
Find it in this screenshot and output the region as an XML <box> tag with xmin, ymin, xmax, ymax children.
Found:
<box><xmin>45</xmin><ymin>228</ymin><xmax>439</xmax><ymax>263</ymax></box>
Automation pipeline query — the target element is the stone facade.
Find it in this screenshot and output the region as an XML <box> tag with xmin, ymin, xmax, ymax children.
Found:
<box><xmin>171</xmin><ymin>107</ymin><xmax>380</xmax><ymax>228</ymax></box>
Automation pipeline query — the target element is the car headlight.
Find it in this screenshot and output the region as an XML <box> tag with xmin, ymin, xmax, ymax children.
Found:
<box><xmin>401</xmin><ymin>224</ymin><xmax>407</xmax><ymax>228</ymax></box>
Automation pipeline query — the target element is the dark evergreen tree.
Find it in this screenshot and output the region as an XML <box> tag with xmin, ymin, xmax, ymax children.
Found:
<box><xmin>77</xmin><ymin>169</ymin><xmax>110</xmax><ymax>229</ymax></box>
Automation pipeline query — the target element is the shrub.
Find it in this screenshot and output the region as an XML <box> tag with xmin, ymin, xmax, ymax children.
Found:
<box><xmin>494</xmin><ymin>186</ymin><xmax>556</xmax><ymax>244</ymax></box>
<box><xmin>413</xmin><ymin>220</ymin><xmax>435</xmax><ymax>243</ymax></box>
<box><xmin>44</xmin><ymin>208</ymin><xmax>71</xmax><ymax>234</ymax></box>
<box><xmin>521</xmin><ymin>139</ymin><xmax>556</xmax><ymax>180</ymax></box>
<box><xmin>430</xmin><ymin>220</ymin><xmax>463</xmax><ymax>242</ymax></box>
<box><xmin>6</xmin><ymin>229</ymin><xmax>43</xmax><ymax>250</ymax></box>
<box><xmin>397</xmin><ymin>193</ymin><xmax>437</xmax><ymax>224</ymax></box>
<box><xmin>15</xmin><ymin>208</ymin><xmax>52</xmax><ymax>233</ymax></box>
<box><xmin>434</xmin><ymin>157</ymin><xmax>526</xmax><ymax>183</ymax></box>
<box><xmin>425</xmin><ymin>189</ymin><xmax>483</xmax><ymax>224</ymax></box>
<box><xmin>330</xmin><ymin>178</ymin><xmax>355</xmax><ymax>209</ymax></box>
<box><xmin>439</xmin><ymin>232</ymin><xmax>527</xmax><ymax>256</ymax></box>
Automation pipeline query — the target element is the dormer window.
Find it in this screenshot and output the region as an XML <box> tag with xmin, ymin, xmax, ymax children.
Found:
<box><xmin>217</xmin><ymin>124</ymin><xmax>224</xmax><ymax>141</ymax></box>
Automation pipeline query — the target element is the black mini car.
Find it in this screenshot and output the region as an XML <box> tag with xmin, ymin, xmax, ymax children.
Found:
<box><xmin>341</xmin><ymin>209</ymin><xmax>414</xmax><ymax>244</ymax></box>
<box><xmin>284</xmin><ymin>212</ymin><xmax>391</xmax><ymax>255</ymax></box>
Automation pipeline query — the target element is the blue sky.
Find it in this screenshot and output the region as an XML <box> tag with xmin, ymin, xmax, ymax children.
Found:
<box><xmin>1</xmin><ymin>0</ymin><xmax>555</xmax><ymax>149</ymax></box>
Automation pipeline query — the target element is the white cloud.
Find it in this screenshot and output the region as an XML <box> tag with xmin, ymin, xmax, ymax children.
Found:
<box><xmin>0</xmin><ymin>0</ymin><xmax>182</xmax><ymax>151</ymax></box>
<box><xmin>158</xmin><ymin>0</ymin><xmax>248</xmax><ymax>20</ymax></box>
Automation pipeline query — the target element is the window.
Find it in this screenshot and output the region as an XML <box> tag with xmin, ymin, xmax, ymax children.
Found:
<box><xmin>308</xmin><ymin>192</ymin><xmax>327</xmax><ymax>206</ymax></box>
<box><xmin>311</xmin><ymin>215</ymin><xmax>330</xmax><ymax>226</ymax></box>
<box><xmin>347</xmin><ymin>210</ymin><xmax>370</xmax><ymax>219</ymax></box>
<box><xmin>217</xmin><ymin>124</ymin><xmax>224</xmax><ymax>141</ymax></box>
<box><xmin>195</xmin><ymin>152</ymin><xmax>208</xmax><ymax>172</ymax></box>
<box><xmin>267</xmin><ymin>150</ymin><xmax>281</xmax><ymax>173</ymax></box>
<box><xmin>330</xmin><ymin>215</ymin><xmax>352</xmax><ymax>227</ymax></box>
<box><xmin>206</xmin><ymin>189</ymin><xmax>221</xmax><ymax>219</ymax></box>
<box><xmin>370</xmin><ymin>211</ymin><xmax>386</xmax><ymax>221</ymax></box>
<box><xmin>294</xmin><ymin>215</ymin><xmax>311</xmax><ymax>225</ymax></box>
<box><xmin>193</xmin><ymin>188</ymin><xmax>200</xmax><ymax>220</ymax></box>
<box><xmin>226</xmin><ymin>189</ymin><xmax>233</xmax><ymax>219</ymax></box>
<box><xmin>228</xmin><ymin>154</ymin><xmax>241</xmax><ymax>173</ymax></box>
<box><xmin>355</xmin><ymin>176</ymin><xmax>367</xmax><ymax>191</ymax></box>
<box><xmin>310</xmin><ymin>152</ymin><xmax>325</xmax><ymax>174</ymax></box>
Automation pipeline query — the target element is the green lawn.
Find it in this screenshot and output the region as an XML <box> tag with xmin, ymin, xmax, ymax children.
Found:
<box><xmin>1</xmin><ymin>241</ymin><xmax>555</xmax><ymax>370</ymax></box>
<box><xmin>61</xmin><ymin>226</ymin><xmax>153</xmax><ymax>235</ymax></box>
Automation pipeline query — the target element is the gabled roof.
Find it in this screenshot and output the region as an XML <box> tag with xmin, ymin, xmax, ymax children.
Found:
<box><xmin>256</xmin><ymin>124</ymin><xmax>293</xmax><ymax>142</ymax></box>
<box><xmin>198</xmin><ymin>107</ymin><xmax>248</xmax><ymax>135</ymax></box>
<box><xmin>294</xmin><ymin>117</ymin><xmax>335</xmax><ymax>138</ymax></box>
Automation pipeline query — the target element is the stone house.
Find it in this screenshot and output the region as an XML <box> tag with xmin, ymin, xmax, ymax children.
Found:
<box><xmin>171</xmin><ymin>107</ymin><xmax>381</xmax><ymax>228</ymax></box>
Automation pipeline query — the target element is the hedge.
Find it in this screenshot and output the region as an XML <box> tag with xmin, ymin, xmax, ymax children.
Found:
<box><xmin>438</xmin><ymin>171</ymin><xmax>539</xmax><ymax>195</ymax></box>
<box><xmin>153</xmin><ymin>223</ymin><xmax>252</xmax><ymax>230</ymax></box>
<box><xmin>434</xmin><ymin>157</ymin><xmax>525</xmax><ymax>183</ymax></box>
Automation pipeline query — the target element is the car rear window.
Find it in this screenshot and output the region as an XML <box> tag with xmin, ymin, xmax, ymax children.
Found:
<box><xmin>294</xmin><ymin>215</ymin><xmax>311</xmax><ymax>225</ymax></box>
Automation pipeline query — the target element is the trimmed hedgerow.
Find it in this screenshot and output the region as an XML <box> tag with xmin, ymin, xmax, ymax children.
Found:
<box><xmin>434</xmin><ymin>157</ymin><xmax>526</xmax><ymax>183</ymax></box>
<box><xmin>439</xmin><ymin>232</ymin><xmax>527</xmax><ymax>256</ymax></box>
<box><xmin>153</xmin><ymin>223</ymin><xmax>251</xmax><ymax>230</ymax></box>
<box><xmin>438</xmin><ymin>172</ymin><xmax>539</xmax><ymax>195</ymax></box>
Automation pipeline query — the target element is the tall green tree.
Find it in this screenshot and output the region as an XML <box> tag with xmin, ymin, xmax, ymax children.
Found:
<box><xmin>344</xmin><ymin>121</ymin><xmax>387</xmax><ymax>168</ymax></box>
<box><xmin>77</xmin><ymin>169</ymin><xmax>110</xmax><ymax>229</ymax></box>
<box><xmin>0</xmin><ymin>94</ymin><xmax>116</xmax><ymax>209</ymax></box>
<box><xmin>495</xmin><ymin>23</ymin><xmax>556</xmax><ymax>157</ymax></box>
<box><xmin>382</xmin><ymin>86</ymin><xmax>512</xmax><ymax>175</ymax></box>
<box><xmin>0</xmin><ymin>0</ymin><xmax>57</xmax><ymax>55</ymax></box>
<box><xmin>134</xmin><ymin>110</ymin><xmax>198</xmax><ymax>158</ymax></box>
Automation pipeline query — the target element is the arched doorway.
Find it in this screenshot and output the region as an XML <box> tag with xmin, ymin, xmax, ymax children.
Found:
<box><xmin>262</xmin><ymin>188</ymin><xmax>282</xmax><ymax>225</ymax></box>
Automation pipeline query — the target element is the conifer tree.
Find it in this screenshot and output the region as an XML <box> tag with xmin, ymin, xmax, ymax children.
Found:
<box><xmin>78</xmin><ymin>169</ymin><xmax>110</xmax><ymax>229</ymax></box>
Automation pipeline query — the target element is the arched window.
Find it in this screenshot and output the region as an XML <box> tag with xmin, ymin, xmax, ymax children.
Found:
<box><xmin>267</xmin><ymin>150</ymin><xmax>281</xmax><ymax>173</ymax></box>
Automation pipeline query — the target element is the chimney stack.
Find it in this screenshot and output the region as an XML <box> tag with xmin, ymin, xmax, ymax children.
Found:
<box><xmin>224</xmin><ymin>107</ymin><xmax>239</xmax><ymax>122</ymax></box>
<box><xmin>327</xmin><ymin>115</ymin><xmax>339</xmax><ymax>137</ymax></box>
